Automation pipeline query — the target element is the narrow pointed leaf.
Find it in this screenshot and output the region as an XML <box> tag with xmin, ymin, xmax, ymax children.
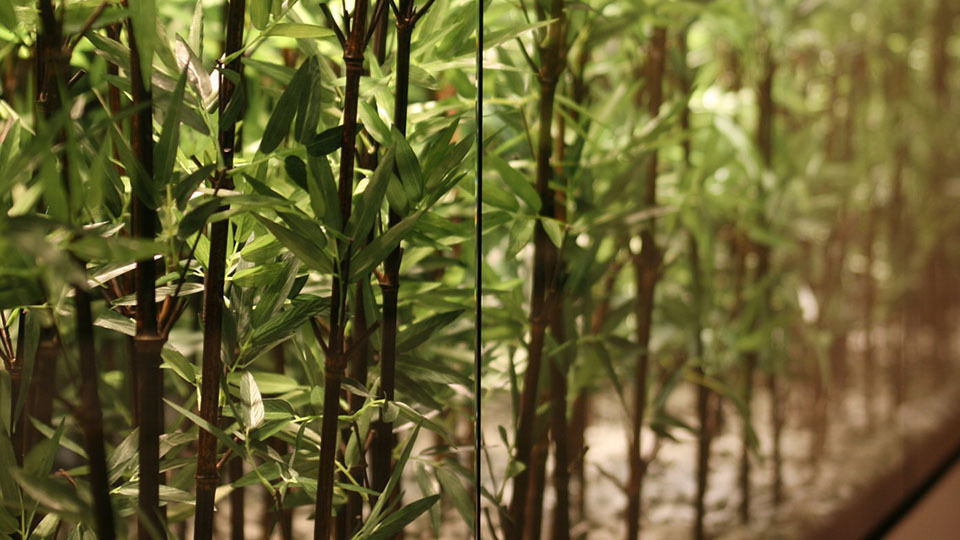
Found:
<box><xmin>154</xmin><ymin>69</ymin><xmax>188</xmax><ymax>188</ymax></box>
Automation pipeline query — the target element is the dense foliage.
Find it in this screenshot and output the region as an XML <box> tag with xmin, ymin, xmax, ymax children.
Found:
<box><xmin>0</xmin><ymin>0</ymin><xmax>957</xmax><ymax>538</ymax></box>
<box><xmin>0</xmin><ymin>0</ymin><xmax>476</xmax><ymax>538</ymax></box>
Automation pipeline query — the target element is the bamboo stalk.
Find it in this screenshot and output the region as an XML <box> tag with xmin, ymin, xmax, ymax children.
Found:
<box><xmin>739</xmin><ymin>45</ymin><xmax>776</xmax><ymax>524</ymax></box>
<box><xmin>194</xmin><ymin>1</ymin><xmax>245</xmax><ymax>538</ymax></box>
<box><xmin>505</xmin><ymin>3</ymin><xmax>566</xmax><ymax>538</ymax></box>
<box><xmin>34</xmin><ymin>1</ymin><xmax>116</xmax><ymax>536</ymax></box>
<box><xmin>75</xmin><ymin>282</ymin><xmax>117</xmax><ymax>540</ymax></box>
<box><xmin>371</xmin><ymin>0</ymin><xmax>435</xmax><ymax>522</ymax></box>
<box><xmin>625</xmin><ymin>26</ymin><xmax>666</xmax><ymax>540</ymax></box>
<box><xmin>315</xmin><ymin>3</ymin><xmax>375</xmax><ymax>538</ymax></box>
<box><xmin>124</xmin><ymin>5</ymin><xmax>165</xmax><ymax>534</ymax></box>
<box><xmin>10</xmin><ymin>309</ymin><xmax>25</xmax><ymax>466</ymax></box>
<box><xmin>228</xmin><ymin>457</ymin><xmax>244</xmax><ymax>540</ymax></box>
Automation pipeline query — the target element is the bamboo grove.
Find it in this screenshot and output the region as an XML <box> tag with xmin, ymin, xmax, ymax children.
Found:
<box><xmin>481</xmin><ymin>0</ymin><xmax>959</xmax><ymax>538</ymax></box>
<box><xmin>0</xmin><ymin>0</ymin><xmax>477</xmax><ymax>538</ymax></box>
<box><xmin>0</xmin><ymin>0</ymin><xmax>958</xmax><ymax>538</ymax></box>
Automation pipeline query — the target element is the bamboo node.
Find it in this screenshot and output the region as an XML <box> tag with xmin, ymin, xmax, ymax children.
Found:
<box><xmin>195</xmin><ymin>472</ymin><xmax>220</xmax><ymax>490</ymax></box>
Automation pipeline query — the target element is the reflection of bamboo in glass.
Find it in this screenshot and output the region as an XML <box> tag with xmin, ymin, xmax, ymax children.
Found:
<box><xmin>738</xmin><ymin>43</ymin><xmax>776</xmax><ymax>524</ymax></box>
<box><xmin>505</xmin><ymin>1</ymin><xmax>566</xmax><ymax>538</ymax></box>
<box><xmin>625</xmin><ymin>25</ymin><xmax>666</xmax><ymax>540</ymax></box>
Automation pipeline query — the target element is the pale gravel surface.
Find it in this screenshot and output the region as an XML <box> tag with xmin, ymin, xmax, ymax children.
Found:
<box><xmin>481</xmin><ymin>327</ymin><xmax>960</xmax><ymax>540</ymax></box>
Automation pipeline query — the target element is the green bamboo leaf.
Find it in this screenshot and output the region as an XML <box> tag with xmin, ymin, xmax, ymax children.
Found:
<box><xmin>11</xmin><ymin>470</ymin><xmax>87</xmax><ymax>522</ymax></box>
<box><xmin>540</xmin><ymin>217</ymin><xmax>564</xmax><ymax>248</ymax></box>
<box><xmin>435</xmin><ymin>467</ymin><xmax>474</xmax><ymax>530</ymax></box>
<box><xmin>188</xmin><ymin>0</ymin><xmax>204</xmax><ymax>59</ymax></box>
<box><xmin>284</xmin><ymin>155</ymin><xmax>308</xmax><ymax>190</ymax></box>
<box><xmin>385</xmin><ymin>175</ymin><xmax>409</xmax><ymax>216</ymax></box>
<box><xmin>350</xmin><ymin>210</ymin><xmax>423</xmax><ymax>281</ymax></box>
<box><xmin>482</xmin><ymin>19</ymin><xmax>553</xmax><ymax>51</ymax></box>
<box><xmin>259</xmin><ymin>60</ymin><xmax>312</xmax><ymax>153</ymax></box>
<box><xmin>25</xmin><ymin>419</ymin><xmax>65</xmax><ymax>477</ymax></box>
<box><xmin>358</xmin><ymin>101</ymin><xmax>391</xmax><ymax>145</ymax></box>
<box><xmin>365</xmin><ymin>495</ymin><xmax>441</xmax><ymax>540</ymax></box>
<box><xmin>345</xmin><ymin>147</ymin><xmax>396</xmax><ymax>243</ymax></box>
<box><xmin>31</xmin><ymin>513</ymin><xmax>58</xmax><ymax>537</ymax></box>
<box><xmin>0</xmin><ymin>0</ymin><xmax>16</xmax><ymax>31</ymax></box>
<box><xmin>27</xmin><ymin>418</ymin><xmax>87</xmax><ymax>459</ymax></box>
<box><xmin>0</xmin><ymin>425</ymin><xmax>18</xmax><ymax>503</ymax></box>
<box><xmin>154</xmin><ymin>69</ymin><xmax>188</xmax><ymax>188</ymax></box>
<box><xmin>253</xmin><ymin>214</ymin><xmax>334</xmax><ymax>274</ymax></box>
<box><xmin>358</xmin><ymin>424</ymin><xmax>422</xmax><ymax>534</ymax></box>
<box><xmin>425</xmin><ymin>136</ymin><xmax>472</xmax><ymax>195</ymax></box>
<box><xmin>163</xmin><ymin>399</ymin><xmax>244</xmax><ymax>456</ymax></box>
<box><xmin>266</xmin><ymin>23</ymin><xmax>335</xmax><ymax>39</ymax></box>
<box><xmin>487</xmin><ymin>154</ymin><xmax>540</xmax><ymax>212</ymax></box>
<box><xmin>161</xmin><ymin>347</ymin><xmax>197</xmax><ymax>383</ymax></box>
<box><xmin>397</xmin><ymin>309</ymin><xmax>464</xmax><ymax>352</ymax></box>
<box><xmin>245</xmin><ymin>294</ymin><xmax>329</xmax><ymax>362</ymax></box>
<box><xmin>247</xmin><ymin>372</ymin><xmax>302</xmax><ymax>394</ymax></box>
<box><xmin>179</xmin><ymin>197</ymin><xmax>224</xmax><ymax>237</ymax></box>
<box><xmin>94</xmin><ymin>310</ymin><xmax>135</xmax><ymax>337</ymax></box>
<box><xmin>173</xmin><ymin>164</ymin><xmax>215</xmax><ymax>208</ymax></box>
<box><xmin>129</xmin><ymin>0</ymin><xmax>156</xmax><ymax>87</ymax></box>
<box><xmin>107</xmin><ymin>428</ymin><xmax>140</xmax><ymax>484</ymax></box>
<box><xmin>308</xmin><ymin>155</ymin><xmax>341</xmax><ymax>230</ymax></box>
<box><xmin>219</xmin><ymin>81</ymin><xmax>246</xmax><ymax>131</ymax></box>
<box><xmin>84</xmin><ymin>27</ymin><xmax>130</xmax><ymax>72</ymax></box>
<box><xmin>306</xmin><ymin>125</ymin><xmax>345</xmax><ymax>157</ymax></box>
<box><xmin>68</xmin><ymin>235</ymin><xmax>163</xmax><ymax>264</ymax></box>
<box><xmin>415</xmin><ymin>464</ymin><xmax>441</xmax><ymax>534</ymax></box>
<box><xmin>249</xmin><ymin>254</ymin><xmax>302</xmax><ymax>328</ymax></box>
<box><xmin>250</xmin><ymin>0</ymin><xmax>268</xmax><ymax>29</ymax></box>
<box><xmin>295</xmin><ymin>57</ymin><xmax>322</xmax><ymax>143</ymax></box>
<box><xmin>392</xmin><ymin>129</ymin><xmax>424</xmax><ymax>203</ymax></box>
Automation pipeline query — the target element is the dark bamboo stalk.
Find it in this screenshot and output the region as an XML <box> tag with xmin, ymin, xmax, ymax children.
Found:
<box><xmin>22</xmin><ymin>327</ymin><xmax>58</xmax><ymax>461</ymax></box>
<box><xmin>315</xmin><ymin>4</ymin><xmax>374</xmax><ymax>538</ymax></box>
<box><xmin>124</xmin><ymin>6</ymin><xmax>165</xmax><ymax>535</ymax></box>
<box><xmin>339</xmin><ymin>6</ymin><xmax>386</xmax><ymax>537</ymax></box>
<box><xmin>521</xmin><ymin>407</ymin><xmax>550</xmax><ymax>540</ymax></box>
<box><xmin>228</xmin><ymin>457</ymin><xmax>244</xmax><ymax>540</ymax></box>
<box><xmin>36</xmin><ymin>3</ymin><xmax>116</xmax><ymax>534</ymax></box>
<box><xmin>21</xmin><ymin>0</ymin><xmax>63</xmax><ymax>469</ymax></box>
<box><xmin>10</xmin><ymin>309</ymin><xmax>25</xmax><ymax>466</ymax></box>
<box><xmin>548</xmin><ymin>321</ymin><xmax>570</xmax><ymax>540</ymax></box>
<box><xmin>194</xmin><ymin>1</ymin><xmax>245</xmax><ymax>538</ymax></box>
<box><xmin>76</xmin><ymin>283</ymin><xmax>117</xmax><ymax>539</ymax></box>
<box><xmin>625</xmin><ymin>26</ymin><xmax>666</xmax><ymax>540</ymax></box>
<box><xmin>336</xmin><ymin>284</ymin><xmax>370</xmax><ymax>540</ymax></box>
<box><xmin>506</xmin><ymin>3</ymin><xmax>565</xmax><ymax>539</ymax></box>
<box><xmin>769</xmin><ymin>372</ymin><xmax>783</xmax><ymax>505</ymax></box>
<box><xmin>548</xmin><ymin>104</ymin><xmax>571</xmax><ymax>540</ymax></box>
<box><xmin>862</xmin><ymin>205</ymin><xmax>877</xmax><ymax>429</ymax></box>
<box><xmin>883</xmin><ymin>37</ymin><xmax>908</xmax><ymax>414</ymax></box>
<box><xmin>740</xmin><ymin>45</ymin><xmax>776</xmax><ymax>524</ymax></box>
<box><xmin>372</xmin><ymin>0</ymin><xmax>415</xmax><ymax>503</ymax></box>
<box><xmin>926</xmin><ymin>0</ymin><xmax>955</xmax><ymax>381</ymax></box>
